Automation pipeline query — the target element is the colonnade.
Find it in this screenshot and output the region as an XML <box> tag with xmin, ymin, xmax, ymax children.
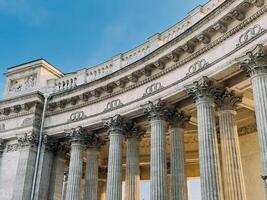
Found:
<box><xmin>9</xmin><ymin>45</ymin><xmax>267</xmax><ymax>200</ymax></box>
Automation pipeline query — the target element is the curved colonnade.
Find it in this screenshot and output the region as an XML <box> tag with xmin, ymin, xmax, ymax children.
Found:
<box><xmin>0</xmin><ymin>0</ymin><xmax>267</xmax><ymax>200</ymax></box>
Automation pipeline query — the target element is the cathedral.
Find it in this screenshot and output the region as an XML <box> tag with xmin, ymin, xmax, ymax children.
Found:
<box><xmin>0</xmin><ymin>0</ymin><xmax>267</xmax><ymax>199</ymax></box>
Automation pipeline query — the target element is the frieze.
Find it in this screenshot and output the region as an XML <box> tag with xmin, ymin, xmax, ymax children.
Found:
<box><xmin>104</xmin><ymin>99</ymin><xmax>123</xmax><ymax>111</ymax></box>
<box><xmin>143</xmin><ymin>82</ymin><xmax>163</xmax><ymax>97</ymax></box>
<box><xmin>69</xmin><ymin>111</ymin><xmax>86</xmax><ymax>122</ymax></box>
<box><xmin>186</xmin><ymin>59</ymin><xmax>209</xmax><ymax>76</ymax></box>
<box><xmin>237</xmin><ymin>24</ymin><xmax>264</xmax><ymax>46</ymax></box>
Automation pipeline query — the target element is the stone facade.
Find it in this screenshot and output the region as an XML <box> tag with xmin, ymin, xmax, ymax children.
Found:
<box><xmin>0</xmin><ymin>0</ymin><xmax>267</xmax><ymax>199</ymax></box>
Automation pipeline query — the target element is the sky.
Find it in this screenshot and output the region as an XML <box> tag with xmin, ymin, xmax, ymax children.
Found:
<box><xmin>0</xmin><ymin>0</ymin><xmax>205</xmax><ymax>198</ymax></box>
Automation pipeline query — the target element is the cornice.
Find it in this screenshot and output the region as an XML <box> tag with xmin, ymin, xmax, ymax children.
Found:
<box><xmin>46</xmin><ymin>5</ymin><xmax>267</xmax><ymax>117</ymax></box>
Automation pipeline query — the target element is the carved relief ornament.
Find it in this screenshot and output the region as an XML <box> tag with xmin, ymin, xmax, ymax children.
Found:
<box><xmin>69</xmin><ymin>111</ymin><xmax>86</xmax><ymax>122</ymax></box>
<box><xmin>186</xmin><ymin>59</ymin><xmax>209</xmax><ymax>76</ymax></box>
<box><xmin>237</xmin><ymin>24</ymin><xmax>264</xmax><ymax>47</ymax></box>
<box><xmin>143</xmin><ymin>82</ymin><xmax>163</xmax><ymax>97</ymax></box>
<box><xmin>104</xmin><ymin>99</ymin><xmax>123</xmax><ymax>111</ymax></box>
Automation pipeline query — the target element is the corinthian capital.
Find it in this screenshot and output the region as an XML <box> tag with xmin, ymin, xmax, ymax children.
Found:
<box><xmin>142</xmin><ymin>99</ymin><xmax>170</xmax><ymax>121</ymax></box>
<box><xmin>65</xmin><ymin>126</ymin><xmax>86</xmax><ymax>143</ymax></box>
<box><xmin>85</xmin><ymin>133</ymin><xmax>105</xmax><ymax>149</ymax></box>
<box><xmin>125</xmin><ymin>122</ymin><xmax>145</xmax><ymax>140</ymax></box>
<box><xmin>104</xmin><ymin>114</ymin><xmax>125</xmax><ymax>134</ymax></box>
<box><xmin>169</xmin><ymin>110</ymin><xmax>190</xmax><ymax>128</ymax></box>
<box><xmin>185</xmin><ymin>76</ymin><xmax>224</xmax><ymax>102</ymax></box>
<box><xmin>17</xmin><ymin>131</ymin><xmax>39</xmax><ymax>148</ymax></box>
<box><xmin>216</xmin><ymin>89</ymin><xmax>242</xmax><ymax>110</ymax></box>
<box><xmin>240</xmin><ymin>44</ymin><xmax>267</xmax><ymax>77</ymax></box>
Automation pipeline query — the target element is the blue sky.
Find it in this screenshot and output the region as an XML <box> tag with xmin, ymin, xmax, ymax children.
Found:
<box><xmin>0</xmin><ymin>0</ymin><xmax>205</xmax><ymax>198</ymax></box>
<box><xmin>0</xmin><ymin>0</ymin><xmax>207</xmax><ymax>96</ymax></box>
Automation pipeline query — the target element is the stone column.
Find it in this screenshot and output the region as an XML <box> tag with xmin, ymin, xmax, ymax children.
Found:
<box><xmin>240</xmin><ymin>44</ymin><xmax>267</xmax><ymax>196</ymax></box>
<box><xmin>12</xmin><ymin>132</ymin><xmax>38</xmax><ymax>200</ymax></box>
<box><xmin>125</xmin><ymin>125</ymin><xmax>143</xmax><ymax>200</ymax></box>
<box><xmin>65</xmin><ymin>127</ymin><xmax>85</xmax><ymax>200</ymax></box>
<box><xmin>216</xmin><ymin>90</ymin><xmax>247</xmax><ymax>200</ymax></box>
<box><xmin>84</xmin><ymin>134</ymin><xmax>104</xmax><ymax>200</ymax></box>
<box><xmin>34</xmin><ymin>135</ymin><xmax>56</xmax><ymax>200</ymax></box>
<box><xmin>169</xmin><ymin>111</ymin><xmax>190</xmax><ymax>200</ymax></box>
<box><xmin>48</xmin><ymin>143</ymin><xmax>68</xmax><ymax>200</ymax></box>
<box><xmin>186</xmin><ymin>76</ymin><xmax>223</xmax><ymax>200</ymax></box>
<box><xmin>143</xmin><ymin>99</ymin><xmax>169</xmax><ymax>200</ymax></box>
<box><xmin>104</xmin><ymin>114</ymin><xmax>125</xmax><ymax>200</ymax></box>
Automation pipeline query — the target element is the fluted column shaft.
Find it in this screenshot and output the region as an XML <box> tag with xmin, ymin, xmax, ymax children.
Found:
<box><xmin>65</xmin><ymin>141</ymin><xmax>84</xmax><ymax>200</ymax></box>
<box><xmin>196</xmin><ymin>97</ymin><xmax>221</xmax><ymax>200</ymax></box>
<box><xmin>125</xmin><ymin>137</ymin><xmax>140</xmax><ymax>200</ymax></box>
<box><xmin>150</xmin><ymin>119</ymin><xmax>168</xmax><ymax>200</ymax></box>
<box><xmin>251</xmin><ymin>73</ymin><xmax>267</xmax><ymax>194</ymax></box>
<box><xmin>218</xmin><ymin>109</ymin><xmax>246</xmax><ymax>200</ymax></box>
<box><xmin>106</xmin><ymin>133</ymin><xmax>124</xmax><ymax>200</ymax></box>
<box><xmin>84</xmin><ymin>147</ymin><xmax>99</xmax><ymax>200</ymax></box>
<box><xmin>170</xmin><ymin>127</ymin><xmax>187</xmax><ymax>200</ymax></box>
